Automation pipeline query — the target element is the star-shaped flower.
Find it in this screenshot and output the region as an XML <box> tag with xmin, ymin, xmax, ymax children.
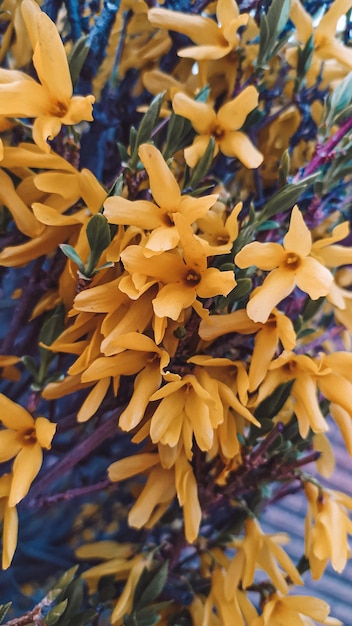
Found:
<box><xmin>235</xmin><ymin>206</ymin><xmax>334</xmax><ymax>323</ymax></box>
<box><xmin>0</xmin><ymin>0</ymin><xmax>94</xmax><ymax>152</ymax></box>
<box><xmin>0</xmin><ymin>394</ymin><xmax>56</xmax><ymax>506</ymax></box>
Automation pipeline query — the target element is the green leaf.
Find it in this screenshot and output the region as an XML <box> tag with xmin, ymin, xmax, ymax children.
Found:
<box><xmin>324</xmin><ymin>71</ymin><xmax>352</xmax><ymax>130</ymax></box>
<box><xmin>133</xmin><ymin>561</ymin><xmax>168</xmax><ymax>611</ymax></box>
<box><xmin>0</xmin><ymin>603</ymin><xmax>11</xmax><ymax>624</ymax></box>
<box><xmin>294</xmin><ymin>35</ymin><xmax>314</xmax><ymax>93</ymax></box>
<box><xmin>39</xmin><ymin>306</ymin><xmax>65</xmax><ymax>349</ymax></box>
<box><xmin>163</xmin><ymin>113</ymin><xmax>194</xmax><ymax>161</ymax></box>
<box><xmin>66</xmin><ymin>609</ymin><xmax>97</xmax><ymax>626</ymax></box>
<box><xmin>302</xmin><ymin>296</ymin><xmax>325</xmax><ymax>321</ymax></box>
<box><xmin>52</xmin><ymin>566</ymin><xmax>79</xmax><ymax>596</ymax></box>
<box><xmin>84</xmin><ymin>213</ymin><xmax>112</xmax><ymax>277</ymax></box>
<box><xmin>68</xmin><ymin>35</ymin><xmax>90</xmax><ymax>86</ymax></box>
<box><xmin>256</xmin><ymin>0</ymin><xmax>291</xmax><ymax>69</ymax></box>
<box><xmin>254</xmin><ymin>380</ymin><xmax>295</xmax><ymax>421</ymax></box>
<box><xmin>228</xmin><ymin>278</ymin><xmax>252</xmax><ymax>302</ymax></box>
<box><xmin>187</xmin><ymin>137</ymin><xmax>215</xmax><ymax>189</ymax></box>
<box><xmin>44</xmin><ymin>600</ymin><xmax>68</xmax><ymax>626</ymax></box>
<box><xmin>21</xmin><ymin>355</ymin><xmax>38</xmax><ymax>378</ymax></box>
<box><xmin>258</xmin><ymin>173</ymin><xmax>319</xmax><ymax>222</ymax></box>
<box><xmin>129</xmin><ymin>92</ymin><xmax>166</xmax><ymax>168</ymax></box>
<box><xmin>59</xmin><ymin>244</ymin><xmax>85</xmax><ymax>273</ymax></box>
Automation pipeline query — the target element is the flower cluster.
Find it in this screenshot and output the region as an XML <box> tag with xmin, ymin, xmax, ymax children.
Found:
<box><xmin>0</xmin><ymin>0</ymin><xmax>352</xmax><ymax>624</ymax></box>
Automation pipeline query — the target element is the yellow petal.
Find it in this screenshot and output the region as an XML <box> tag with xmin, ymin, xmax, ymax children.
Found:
<box><xmin>0</xmin><ymin>394</ymin><xmax>34</xmax><ymax>430</ymax></box>
<box><xmin>184</xmin><ymin>134</ymin><xmax>215</xmax><ymax>168</ymax></box>
<box><xmin>246</xmin><ymin>268</ymin><xmax>295</xmax><ymax>323</ymax></box>
<box><xmin>2</xmin><ymin>503</ymin><xmax>18</xmax><ymax>569</ymax></box>
<box><xmin>235</xmin><ymin>242</ymin><xmax>284</xmax><ymax>270</ymax></box>
<box><xmin>21</xmin><ymin>0</ymin><xmax>72</xmax><ymax>101</ymax></box>
<box><xmin>220</xmin><ymin>130</ymin><xmax>263</xmax><ymax>168</ymax></box>
<box><xmin>153</xmin><ymin>283</ymin><xmax>195</xmax><ymax>320</ymax></box>
<box><xmin>173</xmin><ymin>93</ymin><xmax>216</xmax><ymax>134</ymax></box>
<box><xmin>119</xmin><ymin>365</ymin><xmax>162</xmax><ymax>431</ymax></box>
<box><xmin>216</xmin><ymin>0</ymin><xmax>239</xmax><ymax>26</ymax></box>
<box><xmin>0</xmin><ymin>431</ymin><xmax>22</xmax><ymax>462</ymax></box>
<box><xmin>128</xmin><ymin>466</ymin><xmax>175</xmax><ymax>528</ymax></box>
<box><xmin>148</xmin><ymin>8</ymin><xmax>223</xmax><ymax>46</ymax></box>
<box><xmin>296</xmin><ymin>257</ymin><xmax>333</xmax><ymax>298</ymax></box>
<box><xmin>0</xmin><ymin>73</ymin><xmax>48</xmax><ymax>116</ymax></box>
<box><xmin>197</xmin><ymin>267</ymin><xmax>236</xmax><ymax>297</ymax></box>
<box><xmin>9</xmin><ymin>444</ymin><xmax>43</xmax><ymax>506</ymax></box>
<box><xmin>0</xmin><ymin>169</ymin><xmax>43</xmax><ymax>238</ymax></box>
<box><xmin>249</xmin><ymin>325</ymin><xmax>277</xmax><ymax>391</ymax></box>
<box><xmin>77</xmin><ymin>378</ymin><xmax>111</xmax><ymax>423</ymax></box>
<box><xmin>217</xmin><ymin>86</ymin><xmax>259</xmax><ymax>131</ymax></box>
<box><xmin>35</xmin><ymin>416</ymin><xmax>56</xmax><ymax>448</ymax></box>
<box><xmin>63</xmin><ymin>95</ymin><xmax>95</xmax><ymax>124</ymax></box>
<box><xmin>283</xmin><ymin>206</ymin><xmax>311</xmax><ymax>256</ymax></box>
<box><xmin>318</xmin><ymin>0</ymin><xmax>352</xmax><ymax>38</ymax></box>
<box><xmin>330</xmin><ymin>403</ymin><xmax>352</xmax><ymax>455</ymax></box>
<box><xmin>108</xmin><ymin>453</ymin><xmax>160</xmax><ymax>482</ymax></box>
<box><xmin>283</xmin><ymin>595</ymin><xmax>330</xmax><ymax>621</ymax></box>
<box><xmin>32</xmin><ymin>116</ymin><xmax>62</xmax><ymax>153</ymax></box>
<box><xmin>289</xmin><ymin>0</ymin><xmax>313</xmax><ymax>43</ymax></box>
<box><xmin>139</xmin><ymin>143</ymin><xmax>181</xmax><ymax>210</ymax></box>
<box><xmin>104</xmin><ymin>196</ymin><xmax>162</xmax><ymax>229</ymax></box>
<box><xmin>32</xmin><ymin>202</ymin><xmax>83</xmax><ymax>226</ymax></box>
<box><xmin>178</xmin><ymin>43</ymin><xmax>232</xmax><ymax>60</ymax></box>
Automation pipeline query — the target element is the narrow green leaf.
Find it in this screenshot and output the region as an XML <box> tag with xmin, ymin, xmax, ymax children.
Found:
<box><xmin>44</xmin><ymin>600</ymin><xmax>68</xmax><ymax>626</ymax></box>
<box><xmin>258</xmin><ymin>173</ymin><xmax>319</xmax><ymax>222</ymax></box>
<box><xmin>0</xmin><ymin>603</ymin><xmax>11</xmax><ymax>624</ymax></box>
<box><xmin>133</xmin><ymin>561</ymin><xmax>168</xmax><ymax>611</ymax></box>
<box><xmin>59</xmin><ymin>244</ymin><xmax>85</xmax><ymax>272</ymax></box>
<box><xmin>68</xmin><ymin>35</ymin><xmax>90</xmax><ymax>86</ymax></box>
<box><xmin>187</xmin><ymin>137</ymin><xmax>215</xmax><ymax>189</ymax></box>
<box><xmin>86</xmin><ymin>213</ymin><xmax>111</xmax><ymax>254</ymax></box>
<box><xmin>66</xmin><ymin>609</ymin><xmax>97</xmax><ymax>626</ymax></box>
<box><xmin>21</xmin><ymin>355</ymin><xmax>39</xmax><ymax>378</ymax></box>
<box><xmin>52</xmin><ymin>566</ymin><xmax>79</xmax><ymax>596</ymax></box>
<box><xmin>254</xmin><ymin>380</ymin><xmax>295</xmax><ymax>421</ymax></box>
<box><xmin>228</xmin><ymin>279</ymin><xmax>252</xmax><ymax>302</ymax></box>
<box><xmin>129</xmin><ymin>92</ymin><xmax>166</xmax><ymax>168</ymax></box>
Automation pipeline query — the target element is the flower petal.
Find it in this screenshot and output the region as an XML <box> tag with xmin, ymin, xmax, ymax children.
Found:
<box><xmin>0</xmin><ymin>74</ymin><xmax>48</xmax><ymax>116</ymax></box>
<box><xmin>35</xmin><ymin>416</ymin><xmax>56</xmax><ymax>448</ymax></box>
<box><xmin>148</xmin><ymin>8</ymin><xmax>223</xmax><ymax>46</ymax></box>
<box><xmin>246</xmin><ymin>268</ymin><xmax>296</xmax><ymax>323</ymax></box>
<box><xmin>218</xmin><ymin>86</ymin><xmax>259</xmax><ymax>131</ymax></box>
<box><xmin>220</xmin><ymin>130</ymin><xmax>263</xmax><ymax>168</ymax></box>
<box><xmin>296</xmin><ymin>257</ymin><xmax>333</xmax><ymax>299</ymax></box>
<box><xmin>153</xmin><ymin>283</ymin><xmax>195</xmax><ymax>320</ymax></box>
<box><xmin>2</xmin><ymin>503</ymin><xmax>18</xmax><ymax>569</ymax></box>
<box><xmin>283</xmin><ymin>206</ymin><xmax>311</xmax><ymax>256</ymax></box>
<box><xmin>32</xmin><ymin>116</ymin><xmax>62</xmax><ymax>153</ymax></box>
<box><xmin>0</xmin><ymin>431</ymin><xmax>22</xmax><ymax>462</ymax></box>
<box><xmin>173</xmin><ymin>93</ymin><xmax>216</xmax><ymax>134</ymax></box>
<box><xmin>0</xmin><ymin>394</ymin><xmax>34</xmax><ymax>430</ymax></box>
<box><xmin>104</xmin><ymin>197</ymin><xmax>162</xmax><ymax>229</ymax></box>
<box><xmin>138</xmin><ymin>143</ymin><xmax>181</xmax><ymax>210</ymax></box>
<box><xmin>9</xmin><ymin>444</ymin><xmax>43</xmax><ymax>506</ymax></box>
<box><xmin>236</xmin><ymin>242</ymin><xmax>284</xmax><ymax>270</ymax></box>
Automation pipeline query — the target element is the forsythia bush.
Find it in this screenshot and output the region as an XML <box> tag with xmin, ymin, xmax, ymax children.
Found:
<box><xmin>1</xmin><ymin>0</ymin><xmax>352</xmax><ymax>623</ymax></box>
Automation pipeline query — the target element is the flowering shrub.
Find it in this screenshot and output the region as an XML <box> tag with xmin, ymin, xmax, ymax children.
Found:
<box><xmin>1</xmin><ymin>0</ymin><xmax>352</xmax><ymax>624</ymax></box>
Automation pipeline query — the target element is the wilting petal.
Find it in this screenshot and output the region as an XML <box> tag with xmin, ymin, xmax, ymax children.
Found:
<box><xmin>0</xmin><ymin>394</ymin><xmax>34</xmax><ymax>430</ymax></box>
<box><xmin>283</xmin><ymin>206</ymin><xmax>311</xmax><ymax>256</ymax></box>
<box><xmin>2</xmin><ymin>504</ymin><xmax>18</xmax><ymax>569</ymax></box>
<box><xmin>173</xmin><ymin>93</ymin><xmax>216</xmax><ymax>134</ymax></box>
<box><xmin>296</xmin><ymin>257</ymin><xmax>333</xmax><ymax>298</ymax></box>
<box><xmin>220</xmin><ymin>130</ymin><xmax>263</xmax><ymax>168</ymax></box>
<box><xmin>236</xmin><ymin>242</ymin><xmax>284</xmax><ymax>270</ymax></box>
<box><xmin>246</xmin><ymin>268</ymin><xmax>296</xmax><ymax>323</ymax></box>
<box><xmin>218</xmin><ymin>86</ymin><xmax>259</xmax><ymax>131</ymax></box>
<box><xmin>9</xmin><ymin>444</ymin><xmax>43</xmax><ymax>506</ymax></box>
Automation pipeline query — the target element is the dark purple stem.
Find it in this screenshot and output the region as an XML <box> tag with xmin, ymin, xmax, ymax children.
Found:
<box><xmin>297</xmin><ymin>116</ymin><xmax>352</xmax><ymax>180</ymax></box>
<box><xmin>28</xmin><ymin>478</ymin><xmax>113</xmax><ymax>509</ymax></box>
<box><xmin>27</xmin><ymin>408</ymin><xmax>124</xmax><ymax>501</ymax></box>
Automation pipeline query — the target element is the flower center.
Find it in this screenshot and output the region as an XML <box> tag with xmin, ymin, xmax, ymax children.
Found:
<box><xmin>184</xmin><ymin>269</ymin><xmax>201</xmax><ymax>286</ymax></box>
<box><xmin>284</xmin><ymin>252</ymin><xmax>301</xmax><ymax>270</ymax></box>
<box><xmin>19</xmin><ymin>427</ymin><xmax>37</xmax><ymax>446</ymax></box>
<box><xmin>50</xmin><ymin>99</ymin><xmax>69</xmax><ymax>118</ymax></box>
<box><xmin>212</xmin><ymin>124</ymin><xmax>225</xmax><ymax>141</ymax></box>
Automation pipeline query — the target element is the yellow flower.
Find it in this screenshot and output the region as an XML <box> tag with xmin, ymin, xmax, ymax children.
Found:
<box><xmin>172</xmin><ymin>87</ymin><xmax>263</xmax><ymax>168</ymax></box>
<box><xmin>235</xmin><ymin>206</ymin><xmax>334</xmax><ymax>323</ymax></box>
<box><xmin>198</xmin><ymin>307</ymin><xmax>296</xmax><ymax>392</ymax></box>
<box><xmin>0</xmin><ymin>355</ymin><xmax>21</xmax><ymax>382</ymax></box>
<box><xmin>0</xmin><ymin>0</ymin><xmax>94</xmax><ymax>152</ymax></box>
<box><xmin>76</xmin><ymin>540</ymin><xmax>139</xmax><ymax>593</ymax></box>
<box><xmin>103</xmin><ymin>143</ymin><xmax>218</xmax><ymax>256</ymax></box>
<box><xmin>304</xmin><ymin>482</ymin><xmax>352</xmax><ymax>580</ymax></box>
<box><xmin>0</xmin><ymin>394</ymin><xmax>56</xmax><ymax>506</ymax></box>
<box><xmin>251</xmin><ymin>591</ymin><xmax>341</xmax><ymax>626</ymax></box>
<box><xmin>0</xmin><ymin>473</ymin><xmax>18</xmax><ymax>569</ymax></box>
<box><xmin>119</xmin><ymin>216</ymin><xmax>236</xmax><ymax>323</ymax></box>
<box><xmin>205</xmin><ymin>567</ymin><xmax>258</xmax><ymax>626</ymax></box>
<box><xmin>226</xmin><ymin>517</ymin><xmax>302</xmax><ymax>595</ymax></box>
<box><xmin>288</xmin><ymin>0</ymin><xmax>352</xmax><ymax>87</ymax></box>
<box><xmin>148</xmin><ymin>0</ymin><xmax>249</xmax><ymax>61</ymax></box>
